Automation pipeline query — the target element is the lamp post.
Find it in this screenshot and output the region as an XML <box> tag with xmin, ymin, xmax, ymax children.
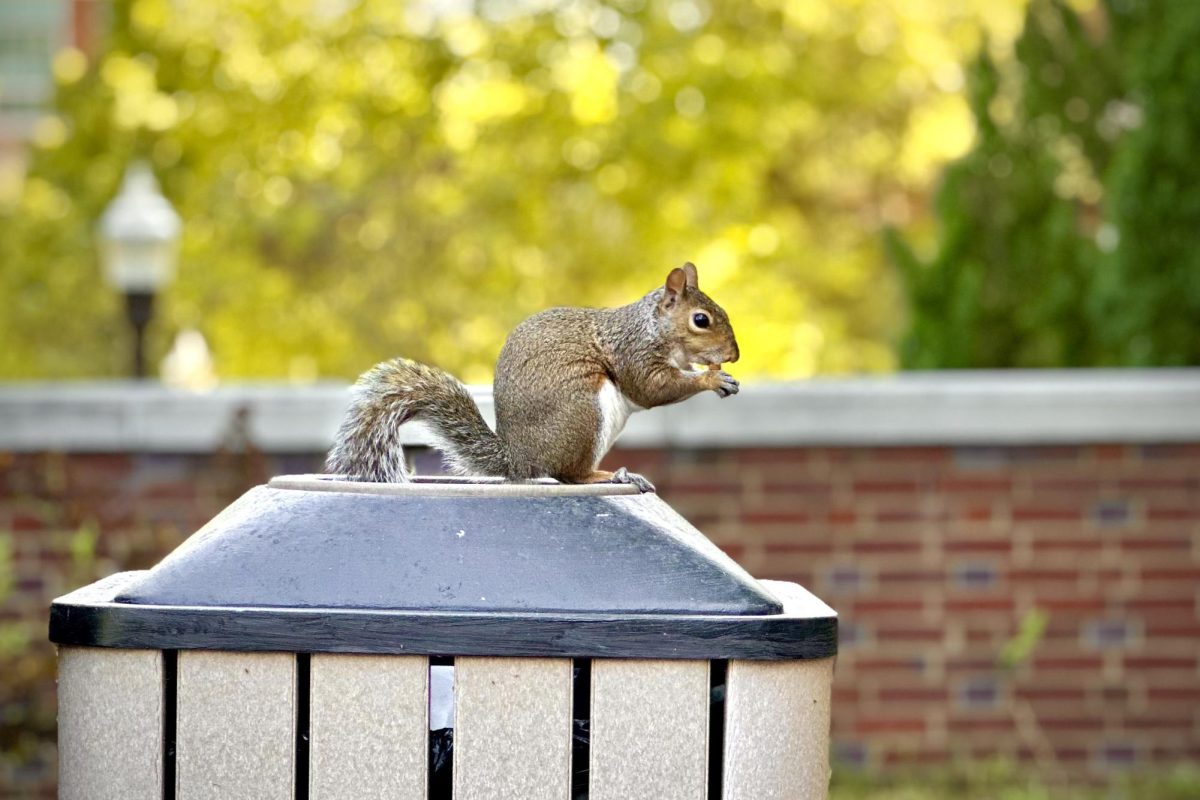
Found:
<box><xmin>98</xmin><ymin>162</ymin><xmax>181</xmax><ymax>379</ymax></box>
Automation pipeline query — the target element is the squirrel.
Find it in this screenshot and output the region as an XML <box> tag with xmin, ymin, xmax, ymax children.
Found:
<box><xmin>325</xmin><ymin>262</ymin><xmax>740</xmax><ymax>491</ymax></box>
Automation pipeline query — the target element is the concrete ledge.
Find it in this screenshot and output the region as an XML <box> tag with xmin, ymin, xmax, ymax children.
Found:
<box><xmin>1</xmin><ymin>369</ymin><xmax>1198</xmax><ymax>452</ymax></box>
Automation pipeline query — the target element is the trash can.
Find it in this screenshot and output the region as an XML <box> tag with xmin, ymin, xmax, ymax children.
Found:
<box><xmin>51</xmin><ymin>475</ymin><xmax>837</xmax><ymax>800</ymax></box>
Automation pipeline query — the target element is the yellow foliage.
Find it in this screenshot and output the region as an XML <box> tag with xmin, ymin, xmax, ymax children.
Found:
<box><xmin>0</xmin><ymin>0</ymin><xmax>1030</xmax><ymax>381</ymax></box>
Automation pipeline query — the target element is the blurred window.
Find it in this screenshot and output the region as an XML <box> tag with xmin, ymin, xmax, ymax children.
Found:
<box><xmin>0</xmin><ymin>0</ymin><xmax>68</xmax><ymax>136</ymax></box>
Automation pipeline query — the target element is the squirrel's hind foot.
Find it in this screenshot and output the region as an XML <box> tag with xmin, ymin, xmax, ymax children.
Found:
<box><xmin>611</xmin><ymin>467</ymin><xmax>656</xmax><ymax>493</ymax></box>
<box><xmin>576</xmin><ymin>467</ymin><xmax>656</xmax><ymax>493</ymax></box>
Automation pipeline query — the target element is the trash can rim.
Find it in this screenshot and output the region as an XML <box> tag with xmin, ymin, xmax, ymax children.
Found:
<box><xmin>270</xmin><ymin>473</ymin><xmax>643</xmax><ymax>497</ymax></box>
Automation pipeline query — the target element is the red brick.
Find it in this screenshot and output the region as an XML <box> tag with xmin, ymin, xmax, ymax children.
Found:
<box><xmin>874</xmin><ymin>509</ymin><xmax>931</xmax><ymax>523</ymax></box>
<box><xmin>947</xmin><ymin>717</ymin><xmax>1015</xmax><ymax>732</ymax></box>
<box><xmin>1038</xmin><ymin>717</ymin><xmax>1105</xmax><ymax>731</ymax></box>
<box><xmin>1118</xmin><ymin>477</ymin><xmax>1199</xmax><ymax>490</ymax></box>
<box><xmin>1124</xmin><ymin>656</ymin><xmax>1197</xmax><ymax>670</ymax></box>
<box><xmin>1033</xmin><ymin>656</ymin><xmax>1104</xmax><ymax>670</ymax></box>
<box><xmin>855</xmin><ymin>657</ymin><xmax>925</xmax><ymax>673</ymax></box>
<box><xmin>761</xmin><ymin>541</ymin><xmax>831</xmax><ymax>555</ymax></box>
<box><xmin>1146</xmin><ymin>508</ymin><xmax>1200</xmax><ymax>521</ymax></box>
<box><xmin>1120</xmin><ymin>536</ymin><xmax>1191</xmax><ymax>551</ymax></box>
<box><xmin>1015</xmin><ymin>687</ymin><xmax>1086</xmax><ymax>701</ymax></box>
<box><xmin>761</xmin><ymin>480</ymin><xmax>834</xmax><ymax>495</ymax></box>
<box><xmin>1028</xmin><ymin>478</ymin><xmax>1105</xmax><ymax>493</ymax></box>
<box><xmin>661</xmin><ymin>479</ymin><xmax>740</xmax><ymax>495</ymax></box>
<box><xmin>875</xmin><ymin>626</ymin><xmax>942</xmax><ymax>642</ymax></box>
<box><xmin>1142</xmin><ymin>623</ymin><xmax>1200</xmax><ymax>638</ymax></box>
<box><xmin>1030</xmin><ymin>537</ymin><xmax>1103</xmax><ymax>553</ymax></box>
<box><xmin>877</xmin><ymin>569</ymin><xmax>943</xmax><ymax>584</ymax></box>
<box><xmin>11</xmin><ymin>511</ymin><xmax>46</xmax><ymax>531</ymax></box>
<box><xmin>878</xmin><ymin>688</ymin><xmax>946</xmax><ymax>702</ymax></box>
<box><xmin>852</xmin><ymin>540</ymin><xmax>922</xmax><ymax>554</ymax></box>
<box><xmin>1037</xmin><ymin>597</ymin><xmax>1106</xmax><ymax>613</ymax></box>
<box><xmin>854</xmin><ymin>479</ymin><xmax>923</xmax><ymax>493</ymax></box>
<box><xmin>1010</xmin><ymin>568</ymin><xmax>1078</xmax><ymax>582</ymax></box>
<box><xmin>939</xmin><ymin>478</ymin><xmax>1013</xmax><ymax>493</ymax></box>
<box><xmin>1094</xmin><ymin>445</ymin><xmax>1129</xmax><ymax>461</ymax></box>
<box><xmin>1146</xmin><ymin>687</ymin><xmax>1200</xmax><ymax>702</ymax></box>
<box><xmin>855</xmin><ymin>717</ymin><xmax>926</xmax><ymax>734</ymax></box>
<box><xmin>870</xmin><ymin>447</ymin><xmax>949</xmax><ymax>463</ymax></box>
<box><xmin>1012</xmin><ymin>507</ymin><xmax>1081</xmax><ymax>522</ymax></box>
<box><xmin>741</xmin><ymin>510</ymin><xmax>811</xmax><ymax>524</ymax></box>
<box><xmin>853</xmin><ymin>599</ymin><xmax>924</xmax><ymax>614</ymax></box>
<box><xmin>735</xmin><ymin>448</ymin><xmax>811</xmax><ymax>465</ymax></box>
<box><xmin>1141</xmin><ymin>567</ymin><xmax>1200</xmax><ymax>581</ymax></box>
<box><xmin>945</xmin><ymin>538</ymin><xmax>1011</xmax><ymax>553</ymax></box>
<box><xmin>945</xmin><ymin>597</ymin><xmax>1014</xmax><ymax>613</ymax></box>
<box><xmin>1124</xmin><ymin>718</ymin><xmax>1194</xmax><ymax>731</ymax></box>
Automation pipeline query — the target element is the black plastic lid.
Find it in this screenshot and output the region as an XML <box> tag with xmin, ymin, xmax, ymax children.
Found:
<box><xmin>49</xmin><ymin>476</ymin><xmax>837</xmax><ymax>660</ymax></box>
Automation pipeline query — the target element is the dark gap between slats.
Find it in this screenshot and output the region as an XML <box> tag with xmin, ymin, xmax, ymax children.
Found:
<box><xmin>295</xmin><ymin>654</ymin><xmax>311</xmax><ymax>800</ymax></box>
<box><xmin>572</xmin><ymin>658</ymin><xmax>592</xmax><ymax>800</ymax></box>
<box><xmin>162</xmin><ymin>650</ymin><xmax>177</xmax><ymax>800</ymax></box>
<box><xmin>430</xmin><ymin>657</ymin><xmax>454</xmax><ymax>800</ymax></box>
<box><xmin>708</xmin><ymin>659</ymin><xmax>728</xmax><ymax>800</ymax></box>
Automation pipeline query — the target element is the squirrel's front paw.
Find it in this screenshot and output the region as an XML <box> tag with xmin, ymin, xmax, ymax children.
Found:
<box><xmin>709</xmin><ymin>370</ymin><xmax>739</xmax><ymax>398</ymax></box>
<box><xmin>612</xmin><ymin>467</ymin><xmax>656</xmax><ymax>493</ymax></box>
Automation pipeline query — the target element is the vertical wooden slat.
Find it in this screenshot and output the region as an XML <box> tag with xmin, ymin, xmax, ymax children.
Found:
<box><xmin>309</xmin><ymin>654</ymin><xmax>429</xmax><ymax>800</ymax></box>
<box><xmin>176</xmin><ymin>650</ymin><xmax>295</xmax><ymax>800</ymax></box>
<box><xmin>454</xmin><ymin>657</ymin><xmax>572</xmax><ymax>800</ymax></box>
<box><xmin>589</xmin><ymin>659</ymin><xmax>710</xmax><ymax>800</ymax></box>
<box><xmin>722</xmin><ymin>657</ymin><xmax>834</xmax><ymax>800</ymax></box>
<box><xmin>58</xmin><ymin>646</ymin><xmax>162</xmax><ymax>800</ymax></box>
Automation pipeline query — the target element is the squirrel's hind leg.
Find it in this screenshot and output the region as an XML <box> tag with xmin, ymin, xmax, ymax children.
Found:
<box><xmin>579</xmin><ymin>467</ymin><xmax>656</xmax><ymax>493</ymax></box>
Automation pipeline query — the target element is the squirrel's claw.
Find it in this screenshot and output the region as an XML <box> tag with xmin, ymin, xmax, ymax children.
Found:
<box><xmin>714</xmin><ymin>371</ymin><xmax>739</xmax><ymax>398</ymax></box>
<box><xmin>612</xmin><ymin>467</ymin><xmax>656</xmax><ymax>493</ymax></box>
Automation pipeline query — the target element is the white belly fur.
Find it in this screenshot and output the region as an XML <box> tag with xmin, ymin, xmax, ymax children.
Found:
<box><xmin>595</xmin><ymin>380</ymin><xmax>643</xmax><ymax>467</ymax></box>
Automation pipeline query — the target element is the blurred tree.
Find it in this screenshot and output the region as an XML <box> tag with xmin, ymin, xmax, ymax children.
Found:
<box><xmin>1093</xmin><ymin>0</ymin><xmax>1200</xmax><ymax>365</ymax></box>
<box><xmin>891</xmin><ymin>0</ymin><xmax>1200</xmax><ymax>368</ymax></box>
<box><xmin>0</xmin><ymin>0</ymin><xmax>1023</xmax><ymax>381</ymax></box>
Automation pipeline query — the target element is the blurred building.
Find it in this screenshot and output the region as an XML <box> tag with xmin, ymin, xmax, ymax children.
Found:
<box><xmin>0</xmin><ymin>0</ymin><xmax>104</xmax><ymax>167</ymax></box>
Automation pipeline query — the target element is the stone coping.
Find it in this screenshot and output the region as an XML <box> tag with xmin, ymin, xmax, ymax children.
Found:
<box><xmin>2</xmin><ymin>369</ymin><xmax>1198</xmax><ymax>451</ymax></box>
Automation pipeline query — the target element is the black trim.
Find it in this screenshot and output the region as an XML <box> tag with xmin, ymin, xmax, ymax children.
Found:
<box><xmin>162</xmin><ymin>650</ymin><xmax>177</xmax><ymax>800</ymax></box>
<box><xmin>429</xmin><ymin>658</ymin><xmax>453</xmax><ymax>800</ymax></box>
<box><xmin>50</xmin><ymin>601</ymin><xmax>837</xmax><ymax>661</ymax></box>
<box><xmin>571</xmin><ymin>659</ymin><xmax>591</xmax><ymax>799</ymax></box>
<box><xmin>295</xmin><ymin>654</ymin><xmax>310</xmax><ymax>800</ymax></box>
<box><xmin>707</xmin><ymin>659</ymin><xmax>727</xmax><ymax>800</ymax></box>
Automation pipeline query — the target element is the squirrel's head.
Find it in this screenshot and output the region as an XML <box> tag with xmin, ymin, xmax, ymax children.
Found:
<box><xmin>657</xmin><ymin>262</ymin><xmax>740</xmax><ymax>367</ymax></box>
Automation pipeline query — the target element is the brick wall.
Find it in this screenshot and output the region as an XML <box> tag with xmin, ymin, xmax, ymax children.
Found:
<box><xmin>607</xmin><ymin>443</ymin><xmax>1200</xmax><ymax>775</ymax></box>
<box><xmin>2</xmin><ymin>440</ymin><xmax>1199</xmax><ymax>795</ymax></box>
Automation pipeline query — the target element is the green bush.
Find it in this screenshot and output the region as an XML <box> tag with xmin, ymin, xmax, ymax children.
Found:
<box><xmin>890</xmin><ymin>0</ymin><xmax>1200</xmax><ymax>368</ymax></box>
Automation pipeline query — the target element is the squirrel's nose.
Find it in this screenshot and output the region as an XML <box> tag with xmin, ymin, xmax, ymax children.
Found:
<box><xmin>727</xmin><ymin>339</ymin><xmax>740</xmax><ymax>363</ymax></box>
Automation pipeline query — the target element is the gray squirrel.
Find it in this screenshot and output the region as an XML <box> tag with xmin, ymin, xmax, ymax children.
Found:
<box><xmin>325</xmin><ymin>263</ymin><xmax>740</xmax><ymax>491</ymax></box>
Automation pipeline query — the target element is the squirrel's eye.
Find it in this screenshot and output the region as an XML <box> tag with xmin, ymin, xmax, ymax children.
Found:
<box><xmin>692</xmin><ymin>312</ymin><xmax>711</xmax><ymax>329</ymax></box>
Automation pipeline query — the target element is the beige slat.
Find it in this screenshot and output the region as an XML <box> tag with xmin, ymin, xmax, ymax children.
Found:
<box><xmin>58</xmin><ymin>647</ymin><xmax>162</xmax><ymax>800</ymax></box>
<box><xmin>723</xmin><ymin>657</ymin><xmax>835</xmax><ymax>800</ymax></box>
<box><xmin>453</xmin><ymin>657</ymin><xmax>572</xmax><ymax>800</ymax></box>
<box><xmin>309</xmin><ymin>654</ymin><xmax>429</xmax><ymax>800</ymax></box>
<box><xmin>176</xmin><ymin>650</ymin><xmax>295</xmax><ymax>800</ymax></box>
<box><xmin>590</xmin><ymin>659</ymin><xmax>710</xmax><ymax>800</ymax></box>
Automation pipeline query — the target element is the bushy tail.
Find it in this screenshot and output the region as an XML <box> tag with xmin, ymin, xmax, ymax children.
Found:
<box><xmin>325</xmin><ymin>358</ymin><xmax>510</xmax><ymax>482</ymax></box>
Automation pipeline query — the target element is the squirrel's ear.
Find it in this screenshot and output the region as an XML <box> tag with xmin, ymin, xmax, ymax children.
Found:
<box><xmin>681</xmin><ymin>262</ymin><xmax>699</xmax><ymax>289</ymax></box>
<box><xmin>663</xmin><ymin>267</ymin><xmax>687</xmax><ymax>308</ymax></box>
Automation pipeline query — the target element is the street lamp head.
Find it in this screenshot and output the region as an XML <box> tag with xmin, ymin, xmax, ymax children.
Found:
<box><xmin>98</xmin><ymin>161</ymin><xmax>182</xmax><ymax>293</ymax></box>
